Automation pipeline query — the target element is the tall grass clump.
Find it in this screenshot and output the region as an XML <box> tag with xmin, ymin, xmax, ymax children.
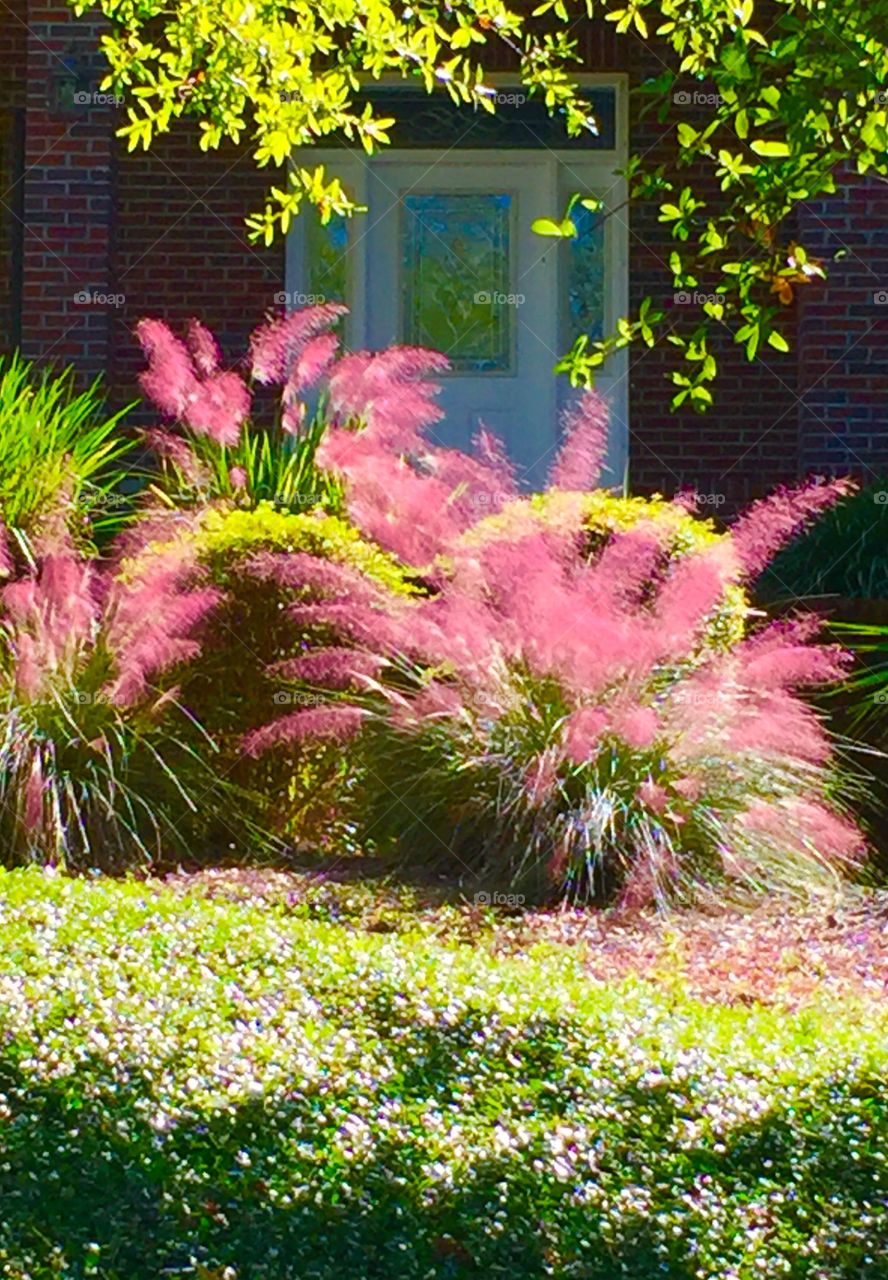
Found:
<box><xmin>242</xmin><ymin>356</ymin><xmax>864</xmax><ymax>906</ymax></box>
<box><xmin>134</xmin><ymin>309</ymin><xmax>348</xmax><ymax>518</ymax></box>
<box><xmin>0</xmin><ymin>353</ymin><xmax>132</xmax><ymax>546</ymax></box>
<box><xmin>126</xmin><ymin>307</ymin><xmax>429</xmax><ymax>847</ymax></box>
<box><xmin>0</xmin><ymin>521</ymin><xmax>241</xmax><ymax>872</ymax></box>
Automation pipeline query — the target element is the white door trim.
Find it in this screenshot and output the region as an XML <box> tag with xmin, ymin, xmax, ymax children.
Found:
<box><xmin>285</xmin><ymin>76</ymin><xmax>629</xmax><ymax>485</ymax></box>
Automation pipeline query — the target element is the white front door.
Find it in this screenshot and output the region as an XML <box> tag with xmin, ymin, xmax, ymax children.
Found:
<box><xmin>287</xmin><ymin>144</ymin><xmax>628</xmax><ymax>488</ymax></box>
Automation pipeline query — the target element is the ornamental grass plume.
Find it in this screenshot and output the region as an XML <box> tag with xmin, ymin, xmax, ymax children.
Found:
<box><xmin>135</xmin><ymin>307</ymin><xmax>347</xmax><ymax>518</ymax></box>
<box><xmin>249</xmin><ymin>304</ymin><xmax>348</xmax><ymax>385</ymax></box>
<box><xmin>730</xmin><ymin>476</ymin><xmax>854</xmax><ymax>577</ymax></box>
<box><xmin>244</xmin><ymin>379</ymin><xmax>862</xmax><ymax>906</ymax></box>
<box><xmin>547</xmin><ymin>392</ymin><xmax>610</xmax><ymax>492</ymax></box>
<box><xmin>0</xmin><ymin>532</ymin><xmax>231</xmax><ymax>870</ymax></box>
<box><xmin>136</xmin><ymin>318</ymin><xmax>250</xmax><ymax>446</ymax></box>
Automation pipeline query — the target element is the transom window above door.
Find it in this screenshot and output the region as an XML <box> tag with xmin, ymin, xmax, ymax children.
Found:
<box><xmin>286</xmin><ymin>78</ymin><xmax>627</xmax><ymax>486</ymax></box>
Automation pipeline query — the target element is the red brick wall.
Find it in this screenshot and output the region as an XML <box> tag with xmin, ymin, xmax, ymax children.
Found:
<box><xmin>19</xmin><ymin>2</ymin><xmax>117</xmax><ymax>374</ymax></box>
<box><xmin>0</xmin><ymin>0</ymin><xmax>27</xmax><ymax>353</ymax></box>
<box><xmin>0</xmin><ymin>0</ymin><xmax>28</xmax><ymax>111</ymax></box>
<box><xmin>797</xmin><ymin>174</ymin><xmax>888</xmax><ymax>481</ymax></box>
<box><xmin>108</xmin><ymin>125</ymin><xmax>284</xmax><ymax>399</ymax></box>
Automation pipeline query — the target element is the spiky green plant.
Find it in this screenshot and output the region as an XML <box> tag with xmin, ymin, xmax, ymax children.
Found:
<box><xmin>0</xmin><ymin>353</ymin><xmax>133</xmax><ymax>544</ymax></box>
<box><xmin>146</xmin><ymin>408</ymin><xmax>342</xmax><ymax>517</ymax></box>
<box><xmin>135</xmin><ymin>310</ymin><xmax>346</xmax><ymax>520</ymax></box>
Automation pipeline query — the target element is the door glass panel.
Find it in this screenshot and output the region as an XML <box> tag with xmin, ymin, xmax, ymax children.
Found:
<box><xmin>567</xmin><ymin>201</ymin><xmax>606</xmax><ymax>343</ymax></box>
<box><xmin>306</xmin><ymin>210</ymin><xmax>349</xmax><ymax>309</ymax></box>
<box><xmin>401</xmin><ymin>193</ymin><xmax>512</xmax><ymax>372</ymax></box>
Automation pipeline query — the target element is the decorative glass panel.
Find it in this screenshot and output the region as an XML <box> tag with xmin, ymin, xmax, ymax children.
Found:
<box><xmin>568</xmin><ymin>201</ymin><xmax>606</xmax><ymax>343</ymax></box>
<box><xmin>402</xmin><ymin>193</ymin><xmax>512</xmax><ymax>372</ymax></box>
<box><xmin>305</xmin><ymin>210</ymin><xmax>348</xmax><ymax>309</ymax></box>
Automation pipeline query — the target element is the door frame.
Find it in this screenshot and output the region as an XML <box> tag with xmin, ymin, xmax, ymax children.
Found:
<box><xmin>285</xmin><ymin>74</ymin><xmax>629</xmax><ymax>483</ymax></box>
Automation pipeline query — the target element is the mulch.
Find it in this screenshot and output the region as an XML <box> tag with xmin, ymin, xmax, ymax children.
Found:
<box><xmin>163</xmin><ymin>863</ymin><xmax>888</xmax><ymax>1009</ymax></box>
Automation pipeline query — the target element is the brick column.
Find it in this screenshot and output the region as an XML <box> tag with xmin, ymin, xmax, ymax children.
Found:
<box><xmin>0</xmin><ymin>0</ymin><xmax>28</xmax><ymax>353</ymax></box>
<box><xmin>20</xmin><ymin>0</ymin><xmax>117</xmax><ymax>378</ymax></box>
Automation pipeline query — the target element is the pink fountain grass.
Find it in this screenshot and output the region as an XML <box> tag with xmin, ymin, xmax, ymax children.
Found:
<box><xmin>135</xmin><ymin>319</ymin><xmax>196</xmax><ymax>419</ymax></box>
<box><xmin>140</xmin><ymin>428</ymin><xmax>208</xmax><ymax>486</ymax></box>
<box><xmin>104</xmin><ymin>549</ymin><xmax>223</xmax><ymax>706</ymax></box>
<box><xmin>548</xmin><ymin>392</ymin><xmax>610</xmax><ymax>492</ymax></box>
<box><xmin>185</xmin><ymin>318</ymin><xmax>222</xmax><ymax>377</ymax></box>
<box><xmin>731</xmin><ymin>476</ymin><xmax>854</xmax><ymax>577</ymax></box>
<box><xmin>249</xmin><ymin>304</ymin><xmax>347</xmax><ymax>385</ymax></box>
<box><xmin>0</xmin><ymin>534</ymin><xmax>236</xmax><ymax>870</ymax></box>
<box><xmin>181</xmin><ymin>372</ymin><xmax>251</xmax><ymax>446</ymax></box>
<box><xmin>286</xmin><ymin>332</ymin><xmax>340</xmax><ymax>402</ymax></box>
<box><xmin>135</xmin><ymin>318</ymin><xmax>251</xmax><ymax>447</ymax></box>
<box><xmin>0</xmin><ymin>537</ymin><xmax>221</xmax><ymax>712</ymax></box>
<box><xmin>243</xmin><ymin>550</ymin><xmax>383</xmax><ymax>607</ymax></box>
<box><xmin>270</xmin><ymin>647</ymin><xmax>386</xmax><ymax>689</ymax></box>
<box><xmin>139</xmin><ymin>307</ymin><xmax>863</xmax><ymax>905</ymax></box>
<box><xmin>2</xmin><ymin>537</ymin><xmax>103</xmax><ymax>698</ymax></box>
<box><xmin>328</xmin><ymin>346</ymin><xmax>449</xmax><ymax>436</ymax></box>
<box><xmin>242</xmin><ymin>704</ymin><xmax>365</xmax><ymax>757</ymax></box>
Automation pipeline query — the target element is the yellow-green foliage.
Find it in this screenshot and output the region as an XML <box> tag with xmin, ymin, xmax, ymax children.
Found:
<box><xmin>127</xmin><ymin>501</ymin><xmax>415</xmax><ymax>597</ymax></box>
<box><xmin>191</xmin><ymin>502</ymin><xmax>416</xmax><ymax>596</ymax></box>
<box><xmin>464</xmin><ymin>489</ymin><xmax>749</xmax><ymax>651</ymax></box>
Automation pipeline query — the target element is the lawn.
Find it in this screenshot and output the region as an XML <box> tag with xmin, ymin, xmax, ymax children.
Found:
<box><xmin>0</xmin><ymin>867</ymin><xmax>886</xmax><ymax>1279</ymax></box>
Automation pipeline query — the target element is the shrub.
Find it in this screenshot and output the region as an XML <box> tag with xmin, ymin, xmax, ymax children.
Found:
<box><xmin>122</xmin><ymin>502</ymin><xmax>415</xmax><ymax>849</ymax></box>
<box><xmin>0</xmin><ymin>353</ymin><xmax>132</xmax><ymax>548</ymax></box>
<box><xmin>248</xmin><ymin>388</ymin><xmax>863</xmax><ymax>905</ymax></box>
<box><xmin>0</xmin><ymin>524</ymin><xmax>242</xmax><ymax>871</ymax></box>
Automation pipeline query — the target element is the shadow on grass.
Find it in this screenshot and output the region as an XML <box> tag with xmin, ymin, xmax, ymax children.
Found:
<box><xmin>1</xmin><ymin>1007</ymin><xmax>886</xmax><ymax>1280</ymax></box>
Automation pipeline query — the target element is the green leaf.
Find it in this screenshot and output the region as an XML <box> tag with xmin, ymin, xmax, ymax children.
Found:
<box><xmin>750</xmin><ymin>139</ymin><xmax>791</xmax><ymax>158</ymax></box>
<box><xmin>531</xmin><ymin>217</ymin><xmax>575</xmax><ymax>237</ymax></box>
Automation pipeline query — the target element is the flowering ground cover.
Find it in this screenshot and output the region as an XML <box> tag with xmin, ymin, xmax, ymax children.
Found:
<box><xmin>1</xmin><ymin>868</ymin><xmax>886</xmax><ymax>1279</ymax></box>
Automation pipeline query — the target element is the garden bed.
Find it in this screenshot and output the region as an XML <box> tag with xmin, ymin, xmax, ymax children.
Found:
<box><xmin>1</xmin><ymin>867</ymin><xmax>886</xmax><ymax>1278</ymax></box>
